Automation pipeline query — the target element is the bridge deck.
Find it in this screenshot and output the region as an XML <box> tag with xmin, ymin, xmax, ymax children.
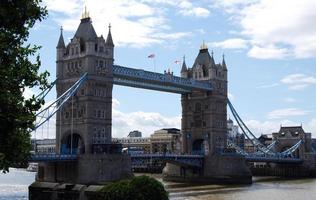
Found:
<box><xmin>113</xmin><ymin>65</ymin><xmax>212</xmax><ymax>94</ymax></box>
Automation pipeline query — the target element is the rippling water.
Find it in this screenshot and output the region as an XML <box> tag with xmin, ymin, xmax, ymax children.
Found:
<box><xmin>0</xmin><ymin>168</ymin><xmax>35</xmax><ymax>200</ymax></box>
<box><xmin>1</xmin><ymin>170</ymin><xmax>316</xmax><ymax>200</ymax></box>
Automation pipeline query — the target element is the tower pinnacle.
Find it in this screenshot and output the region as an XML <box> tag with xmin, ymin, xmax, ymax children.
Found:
<box><xmin>81</xmin><ymin>5</ymin><xmax>90</xmax><ymax>19</ymax></box>
<box><xmin>200</xmin><ymin>40</ymin><xmax>208</xmax><ymax>50</ymax></box>
<box><xmin>57</xmin><ymin>26</ymin><xmax>65</xmax><ymax>48</ymax></box>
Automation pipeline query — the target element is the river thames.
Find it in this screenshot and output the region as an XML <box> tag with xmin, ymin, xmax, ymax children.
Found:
<box><xmin>1</xmin><ymin>168</ymin><xmax>316</xmax><ymax>200</ymax></box>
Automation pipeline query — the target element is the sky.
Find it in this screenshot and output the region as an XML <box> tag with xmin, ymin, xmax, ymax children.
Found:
<box><xmin>28</xmin><ymin>0</ymin><xmax>316</xmax><ymax>139</ymax></box>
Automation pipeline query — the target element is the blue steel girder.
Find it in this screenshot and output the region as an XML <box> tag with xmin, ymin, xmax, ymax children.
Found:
<box><xmin>113</xmin><ymin>65</ymin><xmax>212</xmax><ymax>94</ymax></box>
<box><xmin>30</xmin><ymin>154</ymin><xmax>78</xmax><ymax>162</ymax></box>
<box><xmin>131</xmin><ymin>154</ymin><xmax>204</xmax><ymax>168</ymax></box>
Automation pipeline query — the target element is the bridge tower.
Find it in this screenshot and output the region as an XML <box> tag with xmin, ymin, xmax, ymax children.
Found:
<box><xmin>55</xmin><ymin>13</ymin><xmax>114</xmax><ymax>154</ymax></box>
<box><xmin>181</xmin><ymin>42</ymin><xmax>227</xmax><ymax>155</ymax></box>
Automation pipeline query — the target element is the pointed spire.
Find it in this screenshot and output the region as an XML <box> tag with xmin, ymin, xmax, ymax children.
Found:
<box><xmin>210</xmin><ymin>50</ymin><xmax>215</xmax><ymax>67</ymax></box>
<box><xmin>81</xmin><ymin>5</ymin><xmax>90</xmax><ymax>19</ymax></box>
<box><xmin>222</xmin><ymin>53</ymin><xmax>227</xmax><ymax>70</ymax></box>
<box><xmin>200</xmin><ymin>40</ymin><xmax>208</xmax><ymax>50</ymax></box>
<box><xmin>105</xmin><ymin>23</ymin><xmax>114</xmax><ymax>47</ymax></box>
<box><xmin>181</xmin><ymin>55</ymin><xmax>187</xmax><ymax>73</ymax></box>
<box><xmin>57</xmin><ymin>26</ymin><xmax>65</xmax><ymax>48</ymax></box>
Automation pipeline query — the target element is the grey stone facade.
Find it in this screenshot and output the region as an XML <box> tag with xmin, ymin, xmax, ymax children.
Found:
<box><xmin>181</xmin><ymin>44</ymin><xmax>228</xmax><ymax>155</ymax></box>
<box><xmin>56</xmin><ymin>17</ymin><xmax>114</xmax><ymax>154</ymax></box>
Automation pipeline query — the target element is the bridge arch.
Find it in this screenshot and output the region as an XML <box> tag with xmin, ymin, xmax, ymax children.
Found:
<box><xmin>192</xmin><ymin>139</ymin><xmax>204</xmax><ymax>155</ymax></box>
<box><xmin>61</xmin><ymin>131</ymin><xmax>85</xmax><ymax>154</ymax></box>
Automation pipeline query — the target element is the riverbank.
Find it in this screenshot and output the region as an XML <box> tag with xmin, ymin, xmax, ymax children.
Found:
<box><xmin>1</xmin><ymin>169</ymin><xmax>316</xmax><ymax>200</ymax></box>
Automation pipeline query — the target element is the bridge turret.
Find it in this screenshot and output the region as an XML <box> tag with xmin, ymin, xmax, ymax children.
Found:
<box><xmin>56</xmin><ymin>27</ymin><xmax>65</xmax><ymax>78</ymax></box>
<box><xmin>181</xmin><ymin>55</ymin><xmax>188</xmax><ymax>78</ymax></box>
<box><xmin>181</xmin><ymin>43</ymin><xmax>228</xmax><ymax>155</ymax></box>
<box><xmin>56</xmin><ymin>12</ymin><xmax>114</xmax><ymax>155</ymax></box>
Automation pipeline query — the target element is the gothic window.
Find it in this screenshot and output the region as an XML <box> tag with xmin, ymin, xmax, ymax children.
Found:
<box><xmin>75</xmin><ymin>62</ymin><xmax>78</xmax><ymax>70</ymax></box>
<box><xmin>80</xmin><ymin>88</ymin><xmax>84</xmax><ymax>96</ymax></box>
<box><xmin>71</xmin><ymin>48</ymin><xmax>74</xmax><ymax>55</ymax></box>
<box><xmin>97</xmin><ymin>110</ymin><xmax>101</xmax><ymax>118</ymax></box>
<box><xmin>71</xmin><ymin>62</ymin><xmax>74</xmax><ymax>71</ymax></box>
<box><xmin>205</xmin><ymin>104</ymin><xmax>209</xmax><ymax>109</ymax></box>
<box><xmin>199</xmin><ymin>72</ymin><xmax>202</xmax><ymax>78</ymax></box>
<box><xmin>99</xmin><ymin>46</ymin><xmax>104</xmax><ymax>52</ymax></box>
<box><xmin>99</xmin><ymin>60</ymin><xmax>104</xmax><ymax>68</ymax></box>
<box><xmin>95</xmin><ymin>60</ymin><xmax>98</xmax><ymax>67</ymax></box>
<box><xmin>79</xmin><ymin>60</ymin><xmax>82</xmax><ymax>68</ymax></box>
<box><xmin>75</xmin><ymin>47</ymin><xmax>79</xmax><ymax>54</ymax></box>
<box><xmin>94</xmin><ymin>89</ymin><xmax>97</xmax><ymax>96</ymax></box>
<box><xmin>195</xmin><ymin>102</ymin><xmax>201</xmax><ymax>112</ymax></box>
<box><xmin>95</xmin><ymin>44</ymin><xmax>98</xmax><ymax>52</ymax></box>
<box><xmin>203</xmin><ymin>121</ymin><xmax>206</xmax><ymax>127</ymax></box>
<box><xmin>65</xmin><ymin>112</ymin><xmax>69</xmax><ymax>119</ymax></box>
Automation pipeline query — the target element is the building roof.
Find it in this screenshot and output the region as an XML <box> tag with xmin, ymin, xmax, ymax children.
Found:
<box><xmin>181</xmin><ymin>55</ymin><xmax>187</xmax><ymax>73</ymax></box>
<box><xmin>74</xmin><ymin>17</ymin><xmax>97</xmax><ymax>42</ymax></box>
<box><xmin>105</xmin><ymin>24</ymin><xmax>114</xmax><ymax>46</ymax></box>
<box><xmin>161</xmin><ymin>128</ymin><xmax>180</xmax><ymax>134</ymax></box>
<box><xmin>57</xmin><ymin>28</ymin><xmax>65</xmax><ymax>48</ymax></box>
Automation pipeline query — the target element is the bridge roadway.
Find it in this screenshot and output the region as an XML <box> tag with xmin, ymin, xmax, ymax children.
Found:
<box><xmin>30</xmin><ymin>153</ymin><xmax>303</xmax><ymax>167</ymax></box>
<box><xmin>112</xmin><ymin>65</ymin><xmax>212</xmax><ymax>94</ymax></box>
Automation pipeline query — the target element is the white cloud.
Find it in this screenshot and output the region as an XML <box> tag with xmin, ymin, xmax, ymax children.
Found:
<box><xmin>247</xmin><ymin>45</ymin><xmax>290</xmax><ymax>59</ymax></box>
<box><xmin>281</xmin><ymin>73</ymin><xmax>316</xmax><ymax>90</ymax></box>
<box><xmin>267</xmin><ymin>108</ymin><xmax>309</xmax><ymax>119</ymax></box>
<box><xmin>210</xmin><ymin>38</ymin><xmax>248</xmax><ymax>49</ymax></box>
<box><xmin>245</xmin><ymin>119</ymin><xmax>294</xmax><ymax>136</ymax></box>
<box><xmin>112</xmin><ymin>110</ymin><xmax>180</xmax><ymax>138</ymax></box>
<box><xmin>43</xmin><ymin>0</ymin><xmax>209</xmax><ymax>47</ymax></box>
<box><xmin>178</xmin><ymin>1</ymin><xmax>210</xmax><ymax>18</ymax></box>
<box><xmin>214</xmin><ymin>0</ymin><xmax>316</xmax><ymax>59</ymax></box>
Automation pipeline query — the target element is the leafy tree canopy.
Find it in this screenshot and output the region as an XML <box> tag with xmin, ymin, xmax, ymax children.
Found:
<box><xmin>0</xmin><ymin>0</ymin><xmax>49</xmax><ymax>172</ymax></box>
<box><xmin>99</xmin><ymin>176</ymin><xmax>169</xmax><ymax>200</ymax></box>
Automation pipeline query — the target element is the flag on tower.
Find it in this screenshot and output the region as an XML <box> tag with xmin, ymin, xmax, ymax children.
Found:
<box><xmin>174</xmin><ymin>60</ymin><xmax>181</xmax><ymax>64</ymax></box>
<box><xmin>148</xmin><ymin>53</ymin><xmax>155</xmax><ymax>58</ymax></box>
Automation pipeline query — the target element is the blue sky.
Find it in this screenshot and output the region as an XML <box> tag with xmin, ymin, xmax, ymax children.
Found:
<box><xmin>28</xmin><ymin>0</ymin><xmax>316</xmax><ymax>138</ymax></box>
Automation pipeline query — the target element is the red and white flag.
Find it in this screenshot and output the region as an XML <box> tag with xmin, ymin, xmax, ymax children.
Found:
<box><xmin>148</xmin><ymin>53</ymin><xmax>155</xmax><ymax>58</ymax></box>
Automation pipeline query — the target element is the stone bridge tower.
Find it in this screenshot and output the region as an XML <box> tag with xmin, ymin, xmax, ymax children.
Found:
<box><xmin>55</xmin><ymin>13</ymin><xmax>114</xmax><ymax>154</ymax></box>
<box><xmin>181</xmin><ymin>42</ymin><xmax>227</xmax><ymax>155</ymax></box>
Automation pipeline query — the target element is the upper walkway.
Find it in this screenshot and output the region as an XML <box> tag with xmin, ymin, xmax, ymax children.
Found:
<box><xmin>113</xmin><ymin>65</ymin><xmax>212</xmax><ymax>94</ymax></box>
<box><xmin>29</xmin><ymin>153</ymin><xmax>303</xmax><ymax>167</ymax></box>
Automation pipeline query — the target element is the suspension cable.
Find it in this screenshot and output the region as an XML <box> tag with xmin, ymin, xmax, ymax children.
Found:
<box><xmin>59</xmin><ymin>107</ymin><xmax>62</xmax><ymax>154</ymax></box>
<box><xmin>71</xmin><ymin>96</ymin><xmax>74</xmax><ymax>155</ymax></box>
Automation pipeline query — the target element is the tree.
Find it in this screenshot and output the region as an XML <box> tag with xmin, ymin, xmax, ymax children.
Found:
<box><xmin>0</xmin><ymin>0</ymin><xmax>49</xmax><ymax>172</ymax></box>
<box><xmin>98</xmin><ymin>176</ymin><xmax>169</xmax><ymax>200</ymax></box>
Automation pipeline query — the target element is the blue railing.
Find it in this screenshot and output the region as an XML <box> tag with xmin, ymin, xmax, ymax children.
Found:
<box><xmin>30</xmin><ymin>154</ymin><xmax>78</xmax><ymax>162</ymax></box>
<box><xmin>113</xmin><ymin>65</ymin><xmax>212</xmax><ymax>93</ymax></box>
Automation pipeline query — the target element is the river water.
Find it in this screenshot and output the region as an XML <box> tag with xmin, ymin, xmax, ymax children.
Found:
<box><xmin>1</xmin><ymin>169</ymin><xmax>316</xmax><ymax>200</ymax></box>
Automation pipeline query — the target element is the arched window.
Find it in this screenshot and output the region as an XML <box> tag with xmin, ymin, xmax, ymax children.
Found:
<box><xmin>195</xmin><ymin>102</ymin><xmax>201</xmax><ymax>112</ymax></box>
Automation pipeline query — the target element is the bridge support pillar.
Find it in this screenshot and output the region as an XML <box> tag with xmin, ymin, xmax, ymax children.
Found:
<box><xmin>162</xmin><ymin>154</ymin><xmax>252</xmax><ymax>184</ymax></box>
<box><xmin>35</xmin><ymin>154</ymin><xmax>132</xmax><ymax>184</ymax></box>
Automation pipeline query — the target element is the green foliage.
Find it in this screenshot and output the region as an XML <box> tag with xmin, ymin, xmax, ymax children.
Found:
<box><xmin>99</xmin><ymin>176</ymin><xmax>169</xmax><ymax>200</ymax></box>
<box><xmin>0</xmin><ymin>0</ymin><xmax>49</xmax><ymax>172</ymax></box>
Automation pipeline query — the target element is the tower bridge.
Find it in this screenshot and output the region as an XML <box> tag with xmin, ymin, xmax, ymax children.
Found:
<box><xmin>30</xmin><ymin>12</ymin><xmax>316</xmax><ymax>186</ymax></box>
